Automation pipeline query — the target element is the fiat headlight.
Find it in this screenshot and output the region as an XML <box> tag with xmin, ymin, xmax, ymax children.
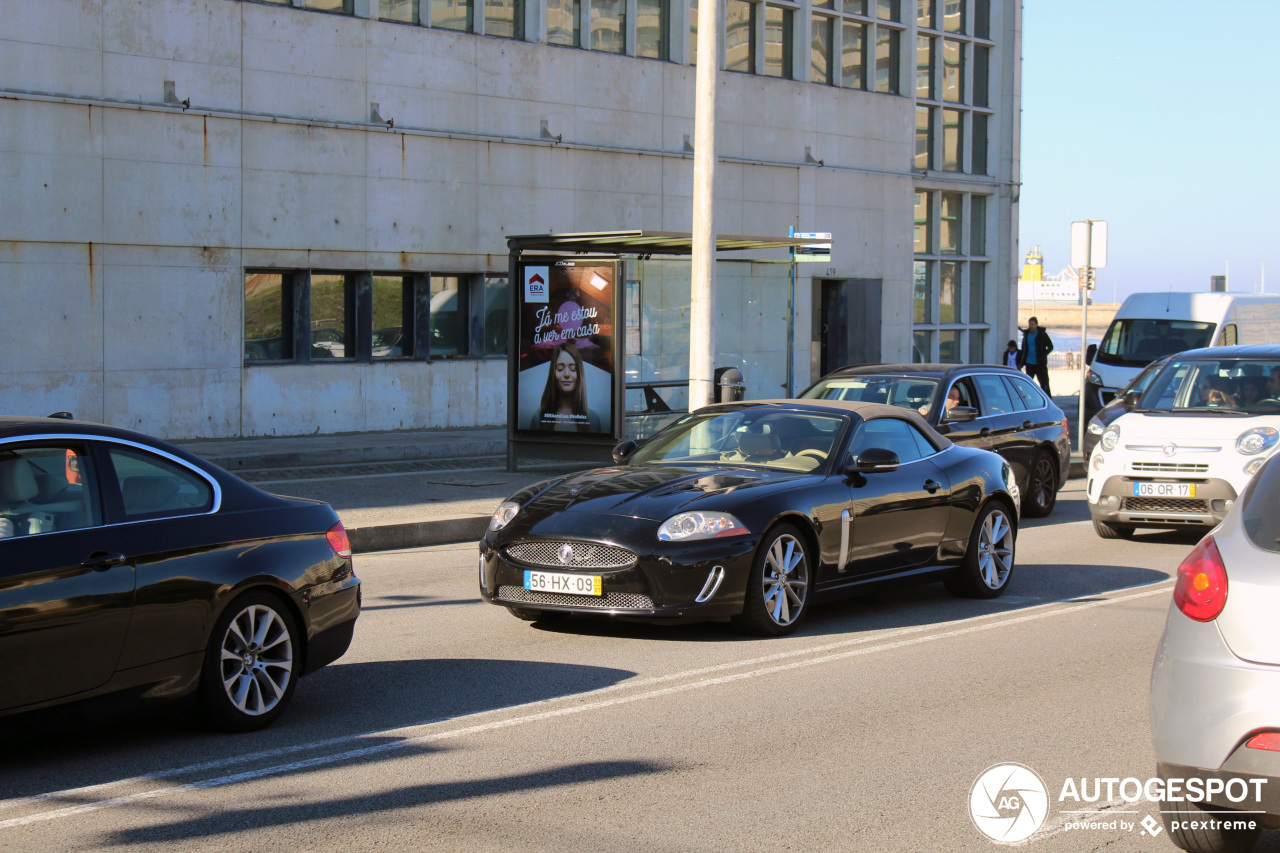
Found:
<box><xmin>1088</xmin><ymin>422</ymin><xmax>1104</xmax><ymax>436</ymax></box>
<box><xmin>657</xmin><ymin>512</ymin><xmax>748</xmax><ymax>542</ymax></box>
<box><xmin>1100</xmin><ymin>425</ymin><xmax>1120</xmax><ymax>452</ymax></box>
<box><xmin>489</xmin><ymin>500</ymin><xmax>520</xmax><ymax>531</ymax></box>
<box><xmin>1091</xmin><ymin>453</ymin><xmax>1105</xmax><ymax>471</ymax></box>
<box><xmin>1236</xmin><ymin>427</ymin><xmax>1278</xmax><ymax>456</ymax></box>
<box><xmin>1245</xmin><ymin>457</ymin><xmax>1269</xmax><ymax>476</ymax></box>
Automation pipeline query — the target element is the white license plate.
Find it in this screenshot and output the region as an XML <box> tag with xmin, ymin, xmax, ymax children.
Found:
<box><xmin>523</xmin><ymin>570</ymin><xmax>602</xmax><ymax>597</ymax></box>
<box><xmin>1134</xmin><ymin>482</ymin><xmax>1196</xmax><ymax>498</ymax></box>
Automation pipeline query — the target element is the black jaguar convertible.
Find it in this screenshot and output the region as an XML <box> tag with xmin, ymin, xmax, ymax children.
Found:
<box><xmin>480</xmin><ymin>400</ymin><xmax>1020</xmax><ymax>636</ymax></box>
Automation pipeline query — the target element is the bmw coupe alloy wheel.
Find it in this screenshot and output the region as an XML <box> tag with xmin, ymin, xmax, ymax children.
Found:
<box><xmin>762</xmin><ymin>534</ymin><xmax>808</xmax><ymax>626</ymax></box>
<box><xmin>977</xmin><ymin>510</ymin><xmax>1014</xmax><ymax>589</ymax></box>
<box><xmin>219</xmin><ymin>604</ymin><xmax>294</xmax><ymax>716</ymax></box>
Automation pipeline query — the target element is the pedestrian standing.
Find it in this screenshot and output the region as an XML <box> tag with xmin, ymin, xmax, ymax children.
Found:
<box><xmin>1001</xmin><ymin>340</ymin><xmax>1020</xmax><ymax>369</ymax></box>
<box><xmin>1020</xmin><ymin>317</ymin><xmax>1054</xmax><ymax>395</ymax></box>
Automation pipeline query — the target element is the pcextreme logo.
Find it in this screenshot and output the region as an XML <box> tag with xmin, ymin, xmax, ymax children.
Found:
<box><xmin>969</xmin><ymin>763</ymin><xmax>1050</xmax><ymax>843</ymax></box>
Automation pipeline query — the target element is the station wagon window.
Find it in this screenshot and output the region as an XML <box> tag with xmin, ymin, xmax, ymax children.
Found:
<box><xmin>973</xmin><ymin>373</ymin><xmax>1015</xmax><ymax>414</ymax></box>
<box><xmin>107</xmin><ymin>447</ymin><xmax>213</xmax><ymax>520</ymax></box>
<box><xmin>1005</xmin><ymin>375</ymin><xmax>1047</xmax><ymax>410</ymax></box>
<box><xmin>0</xmin><ymin>444</ymin><xmax>101</xmax><ymax>537</ymax></box>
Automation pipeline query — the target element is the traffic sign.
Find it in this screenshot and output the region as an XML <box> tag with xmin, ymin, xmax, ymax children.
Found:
<box><xmin>1070</xmin><ymin>220</ymin><xmax>1108</xmax><ymax>269</ymax></box>
<box><xmin>793</xmin><ymin>232</ymin><xmax>832</xmax><ymax>263</ymax></box>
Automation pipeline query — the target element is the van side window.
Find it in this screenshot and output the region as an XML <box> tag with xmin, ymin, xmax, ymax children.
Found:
<box><xmin>1217</xmin><ymin>324</ymin><xmax>1237</xmax><ymax>346</ymax></box>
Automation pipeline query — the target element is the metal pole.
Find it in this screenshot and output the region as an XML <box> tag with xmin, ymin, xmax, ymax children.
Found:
<box><xmin>787</xmin><ymin>226</ymin><xmax>796</xmax><ymax>397</ymax></box>
<box><xmin>688</xmin><ymin>0</ymin><xmax>719</xmax><ymax>411</ymax></box>
<box><xmin>1077</xmin><ymin>221</ymin><xmax>1091</xmax><ymax>456</ymax></box>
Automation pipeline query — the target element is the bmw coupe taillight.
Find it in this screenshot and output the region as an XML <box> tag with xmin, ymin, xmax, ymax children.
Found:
<box><xmin>326</xmin><ymin>522</ymin><xmax>352</xmax><ymax>559</ymax></box>
<box><xmin>1173</xmin><ymin>536</ymin><xmax>1227</xmax><ymax>622</ymax></box>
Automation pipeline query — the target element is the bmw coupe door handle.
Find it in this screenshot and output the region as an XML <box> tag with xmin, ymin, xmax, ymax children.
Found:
<box><xmin>979</xmin><ymin>427</ymin><xmax>991</xmax><ymax>437</ymax></box>
<box><xmin>82</xmin><ymin>552</ymin><xmax>128</xmax><ymax>571</ymax></box>
<box><xmin>1023</xmin><ymin>420</ymin><xmax>1033</xmax><ymax>429</ymax></box>
<box><xmin>923</xmin><ymin>479</ymin><xmax>941</xmax><ymax>494</ymax></box>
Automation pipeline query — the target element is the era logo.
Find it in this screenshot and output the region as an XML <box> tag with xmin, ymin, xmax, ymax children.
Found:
<box><xmin>524</xmin><ymin>267</ymin><xmax>549</xmax><ymax>303</ymax></box>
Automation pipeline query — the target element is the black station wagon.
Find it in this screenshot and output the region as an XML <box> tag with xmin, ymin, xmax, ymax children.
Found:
<box><xmin>799</xmin><ymin>364</ymin><xmax>1071</xmax><ymax>517</ymax></box>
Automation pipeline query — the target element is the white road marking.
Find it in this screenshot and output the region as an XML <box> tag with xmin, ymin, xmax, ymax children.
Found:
<box><xmin>1013</xmin><ymin>798</ymin><xmax>1130</xmax><ymax>846</ymax></box>
<box><xmin>0</xmin><ymin>583</ymin><xmax>1172</xmax><ymax>831</ymax></box>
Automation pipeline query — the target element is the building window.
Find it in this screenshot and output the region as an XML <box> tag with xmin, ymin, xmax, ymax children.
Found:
<box><xmin>913</xmin><ymin>329</ymin><xmax>932</xmax><ymax>363</ymax></box>
<box><xmin>379</xmin><ymin>0</ymin><xmax>418</xmax><ymax>22</ymax></box>
<box><xmin>548</xmin><ymin>0</ymin><xmax>582</xmax><ymax>45</ymax></box>
<box><xmin>938</xmin><ymin>329</ymin><xmax>961</xmax><ymax>363</ymax></box>
<box><xmin>637</xmin><ymin>0</ymin><xmax>668</xmax><ymax>59</ymax></box>
<box><xmin>913</xmin><ymin>190</ymin><xmax>931</xmax><ymax>253</ymax></box>
<box><xmin>725</xmin><ymin>0</ymin><xmax>756</xmax><ymax>73</ymax></box>
<box><xmin>874</xmin><ymin>26</ymin><xmax>898</xmax><ymax>93</ymax></box>
<box><xmin>916</xmin><ymin>35</ymin><xmax>934</xmax><ymax>98</ymax></box>
<box><xmin>942</xmin><ymin>0</ymin><xmax>962</xmax><ymax>32</ymax></box>
<box><xmin>842</xmin><ymin>22</ymin><xmax>866</xmax><ymax>89</ymax></box>
<box><xmin>485</xmin><ymin>0</ymin><xmax>524</xmax><ymax>38</ymax></box>
<box><xmin>940</xmin><ymin>192</ymin><xmax>962</xmax><ymax>253</ymax></box>
<box><xmin>973</xmin><ymin>45</ymin><xmax>989</xmax><ymax>106</ymax></box>
<box><xmin>912</xmin><ymin>191</ymin><xmax>993</xmax><ymax>365</ymax></box>
<box><xmin>429</xmin><ymin>275</ymin><xmax>467</xmax><ymax>357</ymax></box>
<box><xmin>763</xmin><ymin>4</ymin><xmax>794</xmax><ymax>78</ymax></box>
<box><xmin>915</xmin><ymin>106</ymin><xmax>932</xmax><ymax>169</ymax></box>
<box><xmin>480</xmin><ymin>276</ymin><xmax>510</xmax><ymax>356</ymax></box>
<box><xmin>428</xmin><ymin>0</ymin><xmax>473</xmax><ymax>30</ymax></box>
<box><xmin>941</xmin><ymin>108</ymin><xmax>962</xmax><ymax>171</ymax></box>
<box><xmin>876</xmin><ymin>0</ymin><xmax>899</xmax><ymax>21</ymax></box>
<box><xmin>972</xmin><ymin>112</ymin><xmax>988</xmax><ymax>175</ymax></box>
<box><xmin>917</xmin><ymin>0</ymin><xmax>933</xmax><ymax>27</ymax></box>
<box><xmin>941</xmin><ymin>38</ymin><xmax>963</xmax><ymax>102</ymax></box>
<box><xmin>812</xmin><ymin>15</ymin><xmax>834</xmax><ymax>84</ymax></box>
<box><xmin>305</xmin><ymin>0</ymin><xmax>354</xmax><ymax>12</ymax></box>
<box><xmin>591</xmin><ymin>0</ymin><xmax>626</xmax><ymax>52</ymax></box>
<box><xmin>913</xmin><ymin>261</ymin><xmax>931</xmax><ymax>323</ymax></box>
<box><xmin>939</xmin><ymin>261</ymin><xmax>960</xmax><ymax>323</ymax></box>
<box><xmin>372</xmin><ymin>276</ymin><xmax>415</xmax><ymax>359</ymax></box>
<box><xmin>244</xmin><ymin>272</ymin><xmax>295</xmax><ymax>362</ymax></box>
<box><xmin>973</xmin><ymin>0</ymin><xmax>989</xmax><ymax>38</ymax></box>
<box><xmin>309</xmin><ymin>274</ymin><xmax>355</xmax><ymax>361</ymax></box>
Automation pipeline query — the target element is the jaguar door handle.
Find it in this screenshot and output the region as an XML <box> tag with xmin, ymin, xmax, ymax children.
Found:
<box><xmin>82</xmin><ymin>552</ymin><xmax>128</xmax><ymax>571</ymax></box>
<box><xmin>923</xmin><ymin>479</ymin><xmax>941</xmax><ymax>494</ymax></box>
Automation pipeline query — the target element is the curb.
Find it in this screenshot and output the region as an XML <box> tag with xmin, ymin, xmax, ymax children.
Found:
<box><xmin>348</xmin><ymin>515</ymin><xmax>489</xmax><ymax>553</ymax></box>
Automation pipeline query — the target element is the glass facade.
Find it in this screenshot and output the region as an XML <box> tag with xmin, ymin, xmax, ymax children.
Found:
<box><xmin>310</xmin><ymin>274</ymin><xmax>354</xmax><ymax>360</ymax></box>
<box><xmin>590</xmin><ymin>0</ymin><xmax>625</xmax><ymax>52</ymax></box>
<box><xmin>637</xmin><ymin>0</ymin><xmax>667</xmax><ymax>59</ymax></box>
<box><xmin>763</xmin><ymin>5</ymin><xmax>794</xmax><ymax>78</ymax></box>
<box><xmin>912</xmin><ymin>190</ymin><xmax>993</xmax><ymax>363</ymax></box>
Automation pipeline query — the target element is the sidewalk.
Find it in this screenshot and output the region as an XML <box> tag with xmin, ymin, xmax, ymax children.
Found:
<box><xmin>176</xmin><ymin>395</ymin><xmax>1093</xmax><ymax>556</ymax></box>
<box><xmin>176</xmin><ymin>427</ymin><xmax>582</xmax><ymax>555</ymax></box>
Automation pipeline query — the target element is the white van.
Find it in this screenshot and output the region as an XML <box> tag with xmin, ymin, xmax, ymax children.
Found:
<box><xmin>1085</xmin><ymin>292</ymin><xmax>1280</xmax><ymax>416</ymax></box>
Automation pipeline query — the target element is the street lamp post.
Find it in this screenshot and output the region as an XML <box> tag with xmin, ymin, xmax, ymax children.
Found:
<box><xmin>688</xmin><ymin>0</ymin><xmax>719</xmax><ymax>411</ymax></box>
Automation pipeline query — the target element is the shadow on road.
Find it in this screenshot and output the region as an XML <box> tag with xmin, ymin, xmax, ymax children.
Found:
<box><xmin>104</xmin><ymin>759</ymin><xmax>669</xmax><ymax>845</ymax></box>
<box><xmin>0</xmin><ymin>658</ymin><xmax>636</xmax><ymax>801</ymax></box>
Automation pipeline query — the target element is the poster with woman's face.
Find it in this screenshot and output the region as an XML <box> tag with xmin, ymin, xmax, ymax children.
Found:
<box><xmin>516</xmin><ymin>261</ymin><xmax>616</xmax><ymax>437</ymax></box>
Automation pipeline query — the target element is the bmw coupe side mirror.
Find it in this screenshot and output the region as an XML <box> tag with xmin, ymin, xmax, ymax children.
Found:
<box><xmin>945</xmin><ymin>406</ymin><xmax>979</xmax><ymax>423</ymax></box>
<box><xmin>847</xmin><ymin>447</ymin><xmax>900</xmax><ymax>475</ymax></box>
<box><xmin>612</xmin><ymin>440</ymin><xmax>638</xmax><ymax>464</ymax></box>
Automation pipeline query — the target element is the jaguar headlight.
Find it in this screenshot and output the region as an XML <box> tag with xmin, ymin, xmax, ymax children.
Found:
<box><xmin>489</xmin><ymin>500</ymin><xmax>520</xmax><ymax>531</ymax></box>
<box><xmin>657</xmin><ymin>512</ymin><xmax>748</xmax><ymax>542</ymax></box>
<box><xmin>1100</xmin><ymin>425</ymin><xmax>1120</xmax><ymax>452</ymax></box>
<box><xmin>1236</xmin><ymin>427</ymin><xmax>1278</xmax><ymax>456</ymax></box>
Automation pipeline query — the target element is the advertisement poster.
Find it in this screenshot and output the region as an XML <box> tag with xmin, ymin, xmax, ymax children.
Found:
<box><xmin>516</xmin><ymin>260</ymin><xmax>616</xmax><ymax>437</ymax></box>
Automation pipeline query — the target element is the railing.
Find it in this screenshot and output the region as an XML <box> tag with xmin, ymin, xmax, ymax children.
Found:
<box><xmin>624</xmin><ymin>380</ymin><xmax>687</xmax><ymax>441</ymax></box>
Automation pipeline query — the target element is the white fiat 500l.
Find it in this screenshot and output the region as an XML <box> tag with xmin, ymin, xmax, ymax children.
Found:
<box><xmin>1088</xmin><ymin>346</ymin><xmax>1280</xmax><ymax>539</ymax></box>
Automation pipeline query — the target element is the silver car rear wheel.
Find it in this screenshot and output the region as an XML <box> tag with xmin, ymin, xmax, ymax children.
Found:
<box><xmin>219</xmin><ymin>604</ymin><xmax>295</xmax><ymax>717</ymax></box>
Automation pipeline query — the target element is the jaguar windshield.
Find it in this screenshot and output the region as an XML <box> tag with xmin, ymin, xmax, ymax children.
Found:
<box><xmin>1137</xmin><ymin>358</ymin><xmax>1280</xmax><ymax>415</ymax></box>
<box><xmin>630</xmin><ymin>409</ymin><xmax>847</xmax><ymax>472</ymax></box>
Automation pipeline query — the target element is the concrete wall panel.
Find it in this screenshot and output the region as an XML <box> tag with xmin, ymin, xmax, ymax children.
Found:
<box><xmin>0</xmin><ymin>242</ymin><xmax>103</xmax><ymax>374</ymax></box>
<box><xmin>0</xmin><ymin>371</ymin><xmax>106</xmax><ymax>424</ymax></box>
<box><xmin>103</xmin><ymin>367</ymin><xmax>239</xmax><ymax>437</ymax></box>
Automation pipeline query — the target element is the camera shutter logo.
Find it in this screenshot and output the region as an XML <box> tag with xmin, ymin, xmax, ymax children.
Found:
<box><xmin>969</xmin><ymin>763</ymin><xmax>1049</xmax><ymax>843</ymax></box>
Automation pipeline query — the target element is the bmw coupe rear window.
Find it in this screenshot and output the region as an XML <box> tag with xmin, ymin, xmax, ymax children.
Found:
<box><xmin>801</xmin><ymin>376</ymin><xmax>938</xmax><ymax>413</ymax></box>
<box><xmin>631</xmin><ymin>410</ymin><xmax>846</xmax><ymax>472</ymax></box>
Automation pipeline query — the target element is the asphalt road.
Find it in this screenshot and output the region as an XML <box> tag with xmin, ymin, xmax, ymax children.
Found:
<box><xmin>3</xmin><ymin>483</ymin><xmax>1276</xmax><ymax>852</ymax></box>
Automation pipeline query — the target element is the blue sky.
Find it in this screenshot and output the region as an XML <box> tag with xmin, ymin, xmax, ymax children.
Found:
<box><xmin>1019</xmin><ymin>1</ymin><xmax>1280</xmax><ymax>302</ymax></box>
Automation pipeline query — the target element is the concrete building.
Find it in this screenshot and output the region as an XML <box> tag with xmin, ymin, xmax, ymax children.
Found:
<box><xmin>1</xmin><ymin>0</ymin><xmax>1021</xmax><ymax>439</ymax></box>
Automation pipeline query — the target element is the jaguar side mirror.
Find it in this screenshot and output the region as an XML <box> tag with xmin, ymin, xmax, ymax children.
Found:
<box><xmin>846</xmin><ymin>447</ymin><xmax>900</xmax><ymax>475</ymax></box>
<box><xmin>612</xmin><ymin>440</ymin><xmax>638</xmax><ymax>464</ymax></box>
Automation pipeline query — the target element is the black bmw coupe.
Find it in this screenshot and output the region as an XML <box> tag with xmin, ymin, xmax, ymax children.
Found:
<box><xmin>0</xmin><ymin>416</ymin><xmax>361</xmax><ymax>731</ymax></box>
<box><xmin>480</xmin><ymin>400</ymin><xmax>1020</xmax><ymax>636</ymax></box>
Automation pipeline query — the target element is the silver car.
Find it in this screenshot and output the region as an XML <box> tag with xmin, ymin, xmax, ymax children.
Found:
<box><xmin>1151</xmin><ymin>453</ymin><xmax>1280</xmax><ymax>852</ymax></box>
